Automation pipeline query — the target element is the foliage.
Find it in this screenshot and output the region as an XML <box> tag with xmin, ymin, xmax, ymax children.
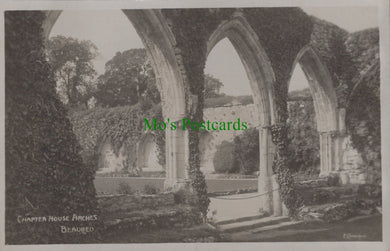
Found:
<box><xmin>173</xmin><ymin>189</ymin><xmax>187</xmax><ymax>204</ymax></box>
<box><xmin>143</xmin><ymin>184</ymin><xmax>160</xmax><ymax>195</ymax></box>
<box><xmin>69</xmin><ymin>104</ymin><xmax>165</xmax><ymax>172</ymax></box>
<box><xmin>346</xmin><ymin>61</ymin><xmax>381</xmax><ymax>183</ymax></box>
<box><xmin>287</xmin><ymin>88</ymin><xmax>312</xmax><ymax>101</ymax></box>
<box><xmin>162</xmin><ymin>8</ymin><xmax>236</xmax><ymax>218</ymax></box>
<box><xmin>233</xmin><ymin>128</ymin><xmax>260</xmax><ymax>175</ymax></box>
<box><xmin>271</xmin><ymin>124</ymin><xmax>303</xmax><ymax>217</ymax></box>
<box><xmin>204</xmin><ymin>74</ymin><xmax>224</xmax><ymax>98</ymax></box>
<box><xmin>5</xmin><ymin>11</ymin><xmax>99</xmax><ymax>244</ymax></box>
<box><xmin>162</xmin><ymin>8</ymin><xmax>313</xmax><ymax>217</ymax></box>
<box><xmin>346</xmin><ymin>28</ymin><xmax>379</xmax><ymax>75</ymax></box>
<box><xmin>286</xmin><ymin>97</ymin><xmax>320</xmax><ymax>174</ymax></box>
<box><xmin>213</xmin><ymin>141</ymin><xmax>238</xmax><ymax>174</ymax></box>
<box><xmin>243</xmin><ymin>8</ymin><xmax>313</xmax><ymax>121</ymax></box>
<box><xmin>213</xmin><ymin>128</ymin><xmax>259</xmax><ymax>175</ymax></box>
<box><xmin>148</xmin><ymin>108</ymin><xmax>166</xmax><ymax>166</ymax></box>
<box><xmin>116</xmin><ymin>182</ymin><xmax>135</xmax><ymax>195</ymax></box>
<box><xmin>47</xmin><ymin>35</ymin><xmax>99</xmax><ymax>109</ymax></box>
<box><xmin>94</xmin><ymin>49</ymin><xmax>159</xmax><ymax>107</ymax></box>
<box><xmin>345</xmin><ymin>28</ymin><xmax>381</xmax><ymax>183</ymax></box>
<box><xmin>309</xmin><ymin>17</ymin><xmax>353</xmax><ymax>105</ymax></box>
<box><xmin>204</xmin><ymin>95</ymin><xmax>254</xmax><ymax>108</ymax></box>
<box><xmin>243</xmin><ymin>9</ymin><xmax>312</xmax><ymax>216</ymax></box>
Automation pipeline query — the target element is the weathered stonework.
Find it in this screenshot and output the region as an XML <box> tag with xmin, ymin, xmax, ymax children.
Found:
<box><xmin>38</xmin><ymin>8</ymin><xmax>380</xmax><ymax>217</ymax></box>
<box><xmin>97</xmin><ymin>143</ymin><xmax>130</xmax><ymax>174</ymax></box>
<box><xmin>340</xmin><ymin>136</ymin><xmax>373</xmax><ymax>184</ymax></box>
<box><xmin>200</xmin><ymin>104</ymin><xmax>368</xmax><ymax>186</ymax></box>
<box><xmin>136</xmin><ymin>134</ymin><xmax>163</xmax><ymax>172</ymax></box>
<box><xmin>199</xmin><ymin>104</ymin><xmax>260</xmax><ymax>173</ymax></box>
<box><xmin>96</xmin><ymin>138</ymin><xmax>163</xmax><ymax>174</ymax></box>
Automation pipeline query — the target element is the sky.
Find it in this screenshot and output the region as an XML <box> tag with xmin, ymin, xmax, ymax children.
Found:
<box><xmin>50</xmin><ymin>7</ymin><xmax>378</xmax><ymax>96</ymax></box>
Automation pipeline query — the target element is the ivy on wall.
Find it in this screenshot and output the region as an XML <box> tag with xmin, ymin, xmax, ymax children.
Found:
<box><xmin>5</xmin><ymin>11</ymin><xmax>99</xmax><ymax>244</ymax></box>
<box><xmin>69</xmin><ymin>104</ymin><xmax>165</xmax><ymax>172</ymax></box>
<box><xmin>345</xmin><ymin>28</ymin><xmax>381</xmax><ymax>183</ymax></box>
<box><xmin>243</xmin><ymin>8</ymin><xmax>312</xmax><ymax>216</ymax></box>
<box><xmin>309</xmin><ymin>17</ymin><xmax>355</xmax><ymax>106</ymax></box>
<box><xmin>4</xmin><ymin>9</ymin><xmax>381</xmax><ymax>244</ymax></box>
<box><xmin>162</xmin><ymin>9</ymin><xmax>235</xmax><ymax>217</ymax></box>
<box><xmin>162</xmin><ymin>8</ymin><xmax>315</xmax><ymax>216</ymax></box>
<box><xmin>243</xmin><ymin>8</ymin><xmax>313</xmax><ymax>121</ymax></box>
<box><xmin>271</xmin><ymin>124</ymin><xmax>303</xmax><ymax>216</ymax></box>
<box><xmin>287</xmin><ymin>98</ymin><xmax>320</xmax><ymax>174</ymax></box>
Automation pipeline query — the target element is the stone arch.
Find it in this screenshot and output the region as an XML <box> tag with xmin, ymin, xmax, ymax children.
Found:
<box><xmin>42</xmin><ymin>10</ymin><xmax>186</xmax><ymax>120</ymax></box>
<box><xmin>206</xmin><ymin>14</ymin><xmax>277</xmax><ymax>126</ymax></box>
<box><xmin>41</xmin><ymin>10</ymin><xmax>189</xmax><ymax>190</ymax></box>
<box><xmin>137</xmin><ymin>134</ymin><xmax>163</xmax><ymax>172</ymax></box>
<box><xmin>289</xmin><ymin>45</ymin><xmax>339</xmax><ymax>132</ymax></box>
<box><xmin>205</xmin><ymin>14</ymin><xmax>283</xmax><ymax>216</ymax></box>
<box><xmin>288</xmin><ymin>45</ymin><xmax>345</xmax><ymax>177</ymax></box>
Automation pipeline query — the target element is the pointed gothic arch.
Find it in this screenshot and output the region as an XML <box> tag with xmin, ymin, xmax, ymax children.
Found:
<box><xmin>205</xmin><ymin>15</ymin><xmax>284</xmax><ymax>216</ymax></box>
<box><xmin>288</xmin><ymin>45</ymin><xmax>345</xmax><ymax>177</ymax></box>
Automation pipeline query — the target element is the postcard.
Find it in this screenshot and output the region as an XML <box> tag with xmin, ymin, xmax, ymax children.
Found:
<box><xmin>1</xmin><ymin>0</ymin><xmax>389</xmax><ymax>250</ymax></box>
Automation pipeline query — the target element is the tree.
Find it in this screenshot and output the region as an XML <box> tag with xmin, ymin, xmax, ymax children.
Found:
<box><xmin>47</xmin><ymin>35</ymin><xmax>99</xmax><ymax>109</ymax></box>
<box><xmin>204</xmin><ymin>74</ymin><xmax>224</xmax><ymax>98</ymax></box>
<box><xmin>95</xmin><ymin>49</ymin><xmax>159</xmax><ymax>107</ymax></box>
<box><xmin>286</xmin><ymin>96</ymin><xmax>320</xmax><ymax>174</ymax></box>
<box><xmin>213</xmin><ymin>141</ymin><xmax>239</xmax><ymax>173</ymax></box>
<box><xmin>233</xmin><ymin>128</ymin><xmax>259</xmax><ymax>175</ymax></box>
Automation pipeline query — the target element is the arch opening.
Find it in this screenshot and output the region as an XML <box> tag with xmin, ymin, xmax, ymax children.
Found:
<box><xmin>137</xmin><ymin>134</ymin><xmax>164</xmax><ymax>173</ymax></box>
<box><xmin>204</xmin><ymin>16</ymin><xmax>283</xmax><ymax>219</ymax></box>
<box><xmin>44</xmin><ymin>10</ymin><xmax>186</xmax><ymax>120</ymax></box>
<box><xmin>288</xmin><ymin>46</ymin><xmax>342</xmax><ymax>177</ymax></box>
<box><xmin>43</xmin><ymin>9</ymin><xmax>189</xmax><ymax>190</ymax></box>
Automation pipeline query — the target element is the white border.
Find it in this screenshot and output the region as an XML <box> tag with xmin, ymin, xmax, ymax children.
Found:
<box><xmin>0</xmin><ymin>0</ymin><xmax>389</xmax><ymax>250</ymax></box>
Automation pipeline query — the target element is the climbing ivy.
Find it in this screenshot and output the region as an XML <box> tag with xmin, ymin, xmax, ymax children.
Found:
<box><xmin>346</xmin><ymin>61</ymin><xmax>381</xmax><ymax>183</ymax></box>
<box><xmin>162</xmin><ymin>8</ymin><xmax>235</xmax><ymax>217</ymax></box>
<box><xmin>5</xmin><ymin>11</ymin><xmax>99</xmax><ymax>244</ymax></box>
<box><xmin>271</xmin><ymin>124</ymin><xmax>303</xmax><ymax>216</ymax></box>
<box><xmin>243</xmin><ymin>8</ymin><xmax>312</xmax><ymax>216</ymax></box>
<box><xmin>345</xmin><ymin>28</ymin><xmax>381</xmax><ymax>184</ymax></box>
<box><xmin>69</xmin><ymin>104</ymin><xmax>165</xmax><ymax>172</ymax></box>
<box><xmin>162</xmin><ymin>8</ymin><xmax>314</xmax><ymax>217</ymax></box>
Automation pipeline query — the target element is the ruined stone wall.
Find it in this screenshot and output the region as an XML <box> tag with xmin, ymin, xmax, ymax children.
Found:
<box><xmin>199</xmin><ymin>103</ymin><xmax>366</xmax><ymax>182</ymax></box>
<box><xmin>96</xmin><ymin>138</ymin><xmax>162</xmax><ymax>174</ymax></box>
<box><xmin>340</xmin><ymin>136</ymin><xmax>368</xmax><ymax>184</ymax></box>
<box><xmin>199</xmin><ymin>104</ymin><xmax>259</xmax><ymax>173</ymax></box>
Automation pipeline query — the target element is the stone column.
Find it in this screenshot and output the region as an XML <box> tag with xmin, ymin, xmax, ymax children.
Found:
<box><xmin>164</xmin><ymin>120</ymin><xmax>190</xmax><ymax>191</ymax></box>
<box><xmin>258</xmin><ymin>126</ymin><xmax>273</xmax><ymax>215</ymax></box>
<box><xmin>272</xmin><ymin>175</ymin><xmax>283</xmax><ymax>216</ymax></box>
<box><xmin>319</xmin><ymin>130</ymin><xmax>346</xmax><ymax>178</ymax></box>
<box><xmin>319</xmin><ymin>131</ymin><xmax>333</xmax><ymax>177</ymax></box>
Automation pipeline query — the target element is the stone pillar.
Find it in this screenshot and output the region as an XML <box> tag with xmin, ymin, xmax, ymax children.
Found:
<box><xmin>282</xmin><ymin>203</ymin><xmax>289</xmax><ymax>216</ymax></box>
<box><xmin>164</xmin><ymin>120</ymin><xmax>190</xmax><ymax>191</ymax></box>
<box><xmin>319</xmin><ymin>130</ymin><xmax>346</xmax><ymax>178</ymax></box>
<box><xmin>319</xmin><ymin>131</ymin><xmax>332</xmax><ymax>177</ymax></box>
<box><xmin>272</xmin><ymin>175</ymin><xmax>283</xmax><ymax>216</ymax></box>
<box><xmin>258</xmin><ymin>126</ymin><xmax>273</xmax><ymax>215</ymax></box>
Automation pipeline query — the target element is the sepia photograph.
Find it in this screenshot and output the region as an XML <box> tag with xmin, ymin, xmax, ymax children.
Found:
<box><xmin>1</xmin><ymin>0</ymin><xmax>389</xmax><ymax>249</ymax></box>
